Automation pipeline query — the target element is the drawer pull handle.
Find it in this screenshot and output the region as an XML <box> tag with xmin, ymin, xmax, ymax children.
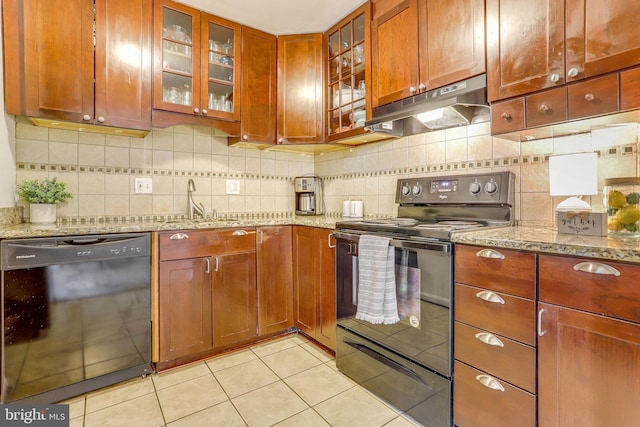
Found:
<box><xmin>328</xmin><ymin>233</ymin><xmax>336</xmax><ymax>248</ymax></box>
<box><xmin>475</xmin><ymin>249</ymin><xmax>505</xmax><ymax>259</ymax></box>
<box><xmin>573</xmin><ymin>262</ymin><xmax>620</xmax><ymax>276</ymax></box>
<box><xmin>214</xmin><ymin>257</ymin><xmax>219</xmax><ymax>272</ymax></box>
<box><xmin>476</xmin><ymin>375</ymin><xmax>505</xmax><ymax>392</ymax></box>
<box><xmin>476</xmin><ymin>291</ymin><xmax>505</xmax><ymax>304</ymax></box>
<box><xmin>169</xmin><ymin>233</ymin><xmax>189</xmax><ymax>240</ymax></box>
<box><xmin>205</xmin><ymin>258</ymin><xmax>210</xmax><ymax>274</ymax></box>
<box><xmin>232</xmin><ymin>230</ymin><xmax>249</xmax><ymax>236</ymax></box>
<box><xmin>475</xmin><ymin>332</ymin><xmax>504</xmax><ymax>347</ymax></box>
<box><xmin>538</xmin><ymin>308</ymin><xmax>546</xmax><ymax>336</ymax></box>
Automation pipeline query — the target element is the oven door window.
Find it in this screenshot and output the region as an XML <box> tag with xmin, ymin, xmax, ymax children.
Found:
<box><xmin>337</xmin><ymin>240</ymin><xmax>452</xmax><ymax>377</ymax></box>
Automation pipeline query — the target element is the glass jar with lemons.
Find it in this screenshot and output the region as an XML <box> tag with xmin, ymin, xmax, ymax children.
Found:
<box><xmin>604</xmin><ymin>177</ymin><xmax>640</xmax><ymax>237</ymax></box>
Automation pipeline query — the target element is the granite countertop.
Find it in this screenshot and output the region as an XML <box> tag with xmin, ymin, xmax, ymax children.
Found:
<box><xmin>451</xmin><ymin>226</ymin><xmax>640</xmax><ymax>264</ymax></box>
<box><xmin>0</xmin><ymin>216</ymin><xmax>339</xmax><ymax>240</ymax></box>
<box><xmin>3</xmin><ymin>219</ymin><xmax>640</xmax><ymax>264</ymax></box>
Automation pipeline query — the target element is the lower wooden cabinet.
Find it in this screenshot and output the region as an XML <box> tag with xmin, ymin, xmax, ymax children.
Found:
<box><xmin>212</xmin><ymin>251</ymin><xmax>257</xmax><ymax>348</ymax></box>
<box><xmin>454</xmin><ymin>361</ymin><xmax>536</xmax><ymax>427</ymax></box>
<box><xmin>453</xmin><ymin>244</ymin><xmax>537</xmax><ymax>427</ymax></box>
<box><xmin>257</xmin><ymin>226</ymin><xmax>294</xmax><ymax>335</ymax></box>
<box><xmin>293</xmin><ymin>226</ymin><xmax>336</xmax><ymax>350</ymax></box>
<box><xmin>158</xmin><ymin>257</ymin><xmax>213</xmax><ymax>361</ymax></box>
<box><xmin>538</xmin><ymin>254</ymin><xmax>640</xmax><ymax>427</ymax></box>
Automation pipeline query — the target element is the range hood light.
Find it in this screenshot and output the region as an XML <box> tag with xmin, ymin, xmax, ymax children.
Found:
<box><xmin>416</xmin><ymin>108</ymin><xmax>445</xmax><ymax>122</ymax></box>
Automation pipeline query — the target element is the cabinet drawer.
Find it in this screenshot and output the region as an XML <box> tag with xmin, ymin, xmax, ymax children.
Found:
<box><xmin>539</xmin><ymin>255</ymin><xmax>640</xmax><ymax>323</ymax></box>
<box><xmin>454</xmin><ymin>244</ymin><xmax>536</xmax><ymax>299</ymax></box>
<box><xmin>525</xmin><ymin>87</ymin><xmax>567</xmax><ymax>128</ymax></box>
<box><xmin>621</xmin><ymin>67</ymin><xmax>640</xmax><ymax>111</ymax></box>
<box><xmin>158</xmin><ymin>228</ymin><xmax>256</xmax><ymax>261</ymax></box>
<box><xmin>567</xmin><ymin>73</ymin><xmax>619</xmax><ymax>120</ymax></box>
<box><xmin>490</xmin><ymin>97</ymin><xmax>525</xmax><ymax>134</ymax></box>
<box><xmin>455</xmin><ymin>283</ymin><xmax>536</xmax><ymax>346</ymax></box>
<box><xmin>454</xmin><ymin>361</ymin><xmax>535</xmax><ymax>427</ymax></box>
<box><xmin>455</xmin><ymin>321</ymin><xmax>535</xmax><ymax>393</ymax></box>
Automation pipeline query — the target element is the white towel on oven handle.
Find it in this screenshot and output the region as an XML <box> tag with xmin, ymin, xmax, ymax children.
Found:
<box><xmin>355</xmin><ymin>234</ymin><xmax>400</xmax><ymax>325</ymax></box>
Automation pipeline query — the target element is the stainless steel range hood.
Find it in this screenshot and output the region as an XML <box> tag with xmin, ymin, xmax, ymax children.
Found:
<box><xmin>365</xmin><ymin>74</ymin><xmax>490</xmax><ymax>137</ymax></box>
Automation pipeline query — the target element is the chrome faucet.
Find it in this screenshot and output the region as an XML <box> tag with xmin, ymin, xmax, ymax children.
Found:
<box><xmin>187</xmin><ymin>179</ymin><xmax>206</xmax><ymax>220</ymax></box>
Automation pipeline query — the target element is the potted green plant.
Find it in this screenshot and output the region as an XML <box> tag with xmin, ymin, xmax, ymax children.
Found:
<box><xmin>16</xmin><ymin>177</ymin><xmax>73</xmax><ymax>224</ymax></box>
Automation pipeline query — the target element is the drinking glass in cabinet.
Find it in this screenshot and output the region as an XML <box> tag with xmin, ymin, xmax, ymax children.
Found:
<box><xmin>353</xmin><ymin>44</ymin><xmax>364</xmax><ymax>64</ymax></box>
<box><xmin>164</xmin><ymin>86</ymin><xmax>181</xmax><ymax>104</ymax></box>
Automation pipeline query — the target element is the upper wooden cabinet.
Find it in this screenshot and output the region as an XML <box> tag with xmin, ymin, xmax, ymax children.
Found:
<box><xmin>325</xmin><ymin>3</ymin><xmax>371</xmax><ymax>142</ymax></box>
<box><xmin>3</xmin><ymin>0</ymin><xmax>152</xmax><ymax>131</ymax></box>
<box><xmin>152</xmin><ymin>0</ymin><xmax>241</xmax><ymax>123</ymax></box>
<box><xmin>228</xmin><ymin>26</ymin><xmax>278</xmax><ymax>147</ymax></box>
<box><xmin>277</xmin><ymin>33</ymin><xmax>324</xmax><ymax>145</ymax></box>
<box><xmin>487</xmin><ymin>0</ymin><xmax>640</xmax><ymax>101</ymax></box>
<box><xmin>371</xmin><ymin>0</ymin><xmax>485</xmax><ymax>108</ymax></box>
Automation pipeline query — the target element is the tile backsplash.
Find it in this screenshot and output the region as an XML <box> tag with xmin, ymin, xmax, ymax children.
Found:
<box><xmin>14</xmin><ymin>121</ymin><xmax>640</xmax><ymax>226</ymax></box>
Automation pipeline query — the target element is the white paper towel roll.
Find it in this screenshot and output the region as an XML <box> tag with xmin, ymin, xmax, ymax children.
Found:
<box><xmin>351</xmin><ymin>200</ymin><xmax>363</xmax><ymax>218</ymax></box>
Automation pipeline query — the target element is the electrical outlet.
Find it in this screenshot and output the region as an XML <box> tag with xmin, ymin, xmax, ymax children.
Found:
<box><xmin>226</xmin><ymin>179</ymin><xmax>240</xmax><ymax>194</ymax></box>
<box><xmin>134</xmin><ymin>177</ymin><xmax>153</xmax><ymax>194</ymax></box>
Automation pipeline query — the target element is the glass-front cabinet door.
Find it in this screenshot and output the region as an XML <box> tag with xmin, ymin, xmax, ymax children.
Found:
<box><xmin>202</xmin><ymin>14</ymin><xmax>241</xmax><ymax>120</ymax></box>
<box><xmin>155</xmin><ymin>2</ymin><xmax>199</xmax><ymax>115</ymax></box>
<box><xmin>326</xmin><ymin>5</ymin><xmax>369</xmax><ymax>142</ymax></box>
<box><xmin>153</xmin><ymin>0</ymin><xmax>240</xmax><ymax>121</ymax></box>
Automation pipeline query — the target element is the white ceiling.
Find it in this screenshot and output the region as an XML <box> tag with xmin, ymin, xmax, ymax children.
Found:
<box><xmin>176</xmin><ymin>0</ymin><xmax>368</xmax><ymax>35</ymax></box>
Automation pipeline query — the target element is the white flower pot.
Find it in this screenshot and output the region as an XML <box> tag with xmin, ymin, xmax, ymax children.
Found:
<box><xmin>29</xmin><ymin>203</ymin><xmax>57</xmax><ymax>224</ymax></box>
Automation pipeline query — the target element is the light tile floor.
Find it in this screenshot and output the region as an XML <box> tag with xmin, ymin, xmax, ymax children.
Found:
<box><xmin>64</xmin><ymin>334</ymin><xmax>422</xmax><ymax>427</ymax></box>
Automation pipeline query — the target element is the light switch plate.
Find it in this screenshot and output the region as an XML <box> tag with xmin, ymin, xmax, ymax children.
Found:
<box><xmin>134</xmin><ymin>177</ymin><xmax>153</xmax><ymax>194</ymax></box>
<box><xmin>226</xmin><ymin>179</ymin><xmax>240</xmax><ymax>194</ymax></box>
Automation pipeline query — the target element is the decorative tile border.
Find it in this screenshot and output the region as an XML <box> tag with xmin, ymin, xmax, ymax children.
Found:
<box><xmin>56</xmin><ymin>211</ymin><xmax>295</xmax><ymax>226</ymax></box>
<box><xmin>16</xmin><ymin>163</ymin><xmax>294</xmax><ymax>182</ymax></box>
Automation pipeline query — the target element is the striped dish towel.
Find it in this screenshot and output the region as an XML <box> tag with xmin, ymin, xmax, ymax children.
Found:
<box><xmin>355</xmin><ymin>234</ymin><xmax>400</xmax><ymax>325</ymax></box>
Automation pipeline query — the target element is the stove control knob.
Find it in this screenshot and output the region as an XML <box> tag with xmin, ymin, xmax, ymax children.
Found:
<box><xmin>485</xmin><ymin>181</ymin><xmax>498</xmax><ymax>194</ymax></box>
<box><xmin>469</xmin><ymin>181</ymin><xmax>482</xmax><ymax>194</ymax></box>
<box><xmin>412</xmin><ymin>183</ymin><xmax>422</xmax><ymax>196</ymax></box>
<box><xmin>401</xmin><ymin>183</ymin><xmax>411</xmax><ymax>196</ymax></box>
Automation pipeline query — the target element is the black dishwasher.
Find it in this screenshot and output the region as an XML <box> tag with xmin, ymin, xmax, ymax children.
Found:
<box><xmin>0</xmin><ymin>233</ymin><xmax>152</xmax><ymax>403</ymax></box>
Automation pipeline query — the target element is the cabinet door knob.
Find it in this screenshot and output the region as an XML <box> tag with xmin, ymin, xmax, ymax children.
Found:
<box><xmin>242</xmin><ymin>134</ymin><xmax>249</xmax><ymax>141</ymax></box>
<box><xmin>97</xmin><ymin>116</ymin><xmax>105</xmax><ymax>123</ymax></box>
<box><xmin>476</xmin><ymin>290</ymin><xmax>506</xmax><ymax>304</ymax></box>
<box><xmin>194</xmin><ymin>108</ymin><xmax>200</xmax><ymax>114</ymax></box>
<box><xmin>567</xmin><ymin>67</ymin><xmax>579</xmax><ymax>78</ymax></box>
<box><xmin>169</xmin><ymin>233</ymin><xmax>189</xmax><ymax>240</ymax></box>
<box><xmin>539</xmin><ymin>104</ymin><xmax>550</xmax><ymax>112</ymax></box>
<box><xmin>278</xmin><ymin>137</ymin><xmax>284</xmax><ymax>143</ymax></box>
<box><xmin>418</xmin><ymin>83</ymin><xmax>426</xmax><ymax>91</ymax></box>
<box><xmin>475</xmin><ymin>332</ymin><xmax>504</xmax><ymax>347</ymax></box>
<box><xmin>549</xmin><ymin>73</ymin><xmax>560</xmax><ymax>83</ymax></box>
<box><xmin>83</xmin><ymin>114</ymin><xmax>91</xmax><ymax>121</ymax></box>
<box><xmin>408</xmin><ymin>86</ymin><xmax>417</xmax><ymax>94</ymax></box>
<box><xmin>500</xmin><ymin>112</ymin><xmax>511</xmax><ymax>120</ymax></box>
<box><xmin>476</xmin><ymin>248</ymin><xmax>505</xmax><ymax>259</ymax></box>
<box><xmin>476</xmin><ymin>375</ymin><xmax>505</xmax><ymax>392</ymax></box>
<box><xmin>584</xmin><ymin>93</ymin><xmax>595</xmax><ymax>102</ymax></box>
<box><xmin>573</xmin><ymin>261</ymin><xmax>620</xmax><ymax>276</ymax></box>
<box><xmin>202</xmin><ymin>109</ymin><xmax>208</xmax><ymax>115</ymax></box>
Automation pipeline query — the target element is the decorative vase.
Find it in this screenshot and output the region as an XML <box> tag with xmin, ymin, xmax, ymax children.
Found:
<box><xmin>29</xmin><ymin>203</ymin><xmax>57</xmax><ymax>224</ymax></box>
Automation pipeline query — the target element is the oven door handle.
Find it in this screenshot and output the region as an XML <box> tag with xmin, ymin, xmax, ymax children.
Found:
<box><xmin>389</xmin><ymin>239</ymin><xmax>451</xmax><ymax>253</ymax></box>
<box><xmin>345</xmin><ymin>341</ymin><xmax>434</xmax><ymax>391</ymax></box>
